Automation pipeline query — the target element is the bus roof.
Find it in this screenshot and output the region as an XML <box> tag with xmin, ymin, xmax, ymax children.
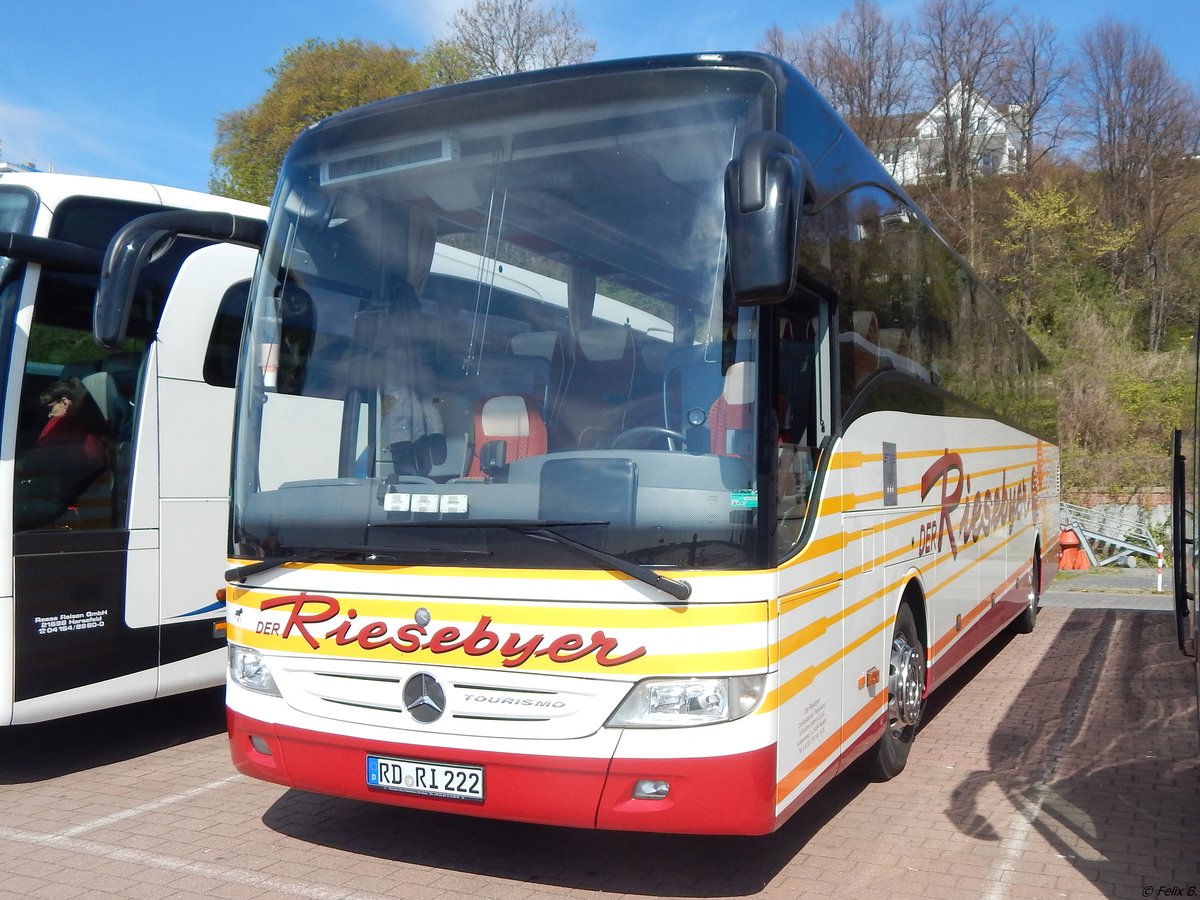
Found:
<box><xmin>0</xmin><ymin>171</ymin><xmax>265</xmax><ymax>219</ymax></box>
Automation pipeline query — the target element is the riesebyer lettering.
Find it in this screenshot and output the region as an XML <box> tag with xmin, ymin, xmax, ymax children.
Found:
<box><xmin>255</xmin><ymin>595</ymin><xmax>648</xmax><ymax>668</ymax></box>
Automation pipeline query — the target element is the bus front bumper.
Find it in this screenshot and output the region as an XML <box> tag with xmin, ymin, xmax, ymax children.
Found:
<box><xmin>228</xmin><ymin>708</ymin><xmax>778</xmax><ymax>834</ymax></box>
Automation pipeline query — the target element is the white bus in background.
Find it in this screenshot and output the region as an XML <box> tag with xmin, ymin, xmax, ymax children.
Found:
<box><xmin>0</xmin><ymin>172</ymin><xmax>265</xmax><ymax>725</ymax></box>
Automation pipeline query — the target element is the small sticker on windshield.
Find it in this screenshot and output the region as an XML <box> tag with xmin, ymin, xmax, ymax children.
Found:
<box><xmin>730</xmin><ymin>490</ymin><xmax>758</xmax><ymax>510</ymax></box>
<box><xmin>411</xmin><ymin>494</ymin><xmax>439</xmax><ymax>514</ymax></box>
<box><xmin>383</xmin><ymin>493</ymin><xmax>411</xmax><ymax>512</ymax></box>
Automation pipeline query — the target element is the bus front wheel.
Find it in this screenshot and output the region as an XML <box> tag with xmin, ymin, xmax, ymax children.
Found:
<box><xmin>863</xmin><ymin>603</ymin><xmax>925</xmax><ymax>781</ymax></box>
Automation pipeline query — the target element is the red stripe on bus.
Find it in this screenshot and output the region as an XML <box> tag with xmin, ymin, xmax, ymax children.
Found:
<box><xmin>228</xmin><ymin>708</ymin><xmax>779</xmax><ymax>834</ymax></box>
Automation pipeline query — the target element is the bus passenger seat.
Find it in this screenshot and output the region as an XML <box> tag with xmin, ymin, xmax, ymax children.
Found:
<box><xmin>708</xmin><ymin>361</ymin><xmax>756</xmax><ymax>458</ymax></box>
<box><xmin>508</xmin><ymin>330</ymin><xmax>564</xmax><ymax>419</ymax></box>
<box><xmin>467</xmin><ymin>395</ymin><xmax>547</xmax><ymax>478</ymax></box>
<box><xmin>80</xmin><ymin>370</ymin><xmax>129</xmax><ymax>438</ymax></box>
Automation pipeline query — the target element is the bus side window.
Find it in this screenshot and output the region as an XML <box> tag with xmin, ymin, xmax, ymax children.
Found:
<box><xmin>14</xmin><ymin>311</ymin><xmax>146</xmax><ymax>532</ymax></box>
<box><xmin>203</xmin><ymin>280</ymin><xmax>252</xmax><ymax>389</ymax></box>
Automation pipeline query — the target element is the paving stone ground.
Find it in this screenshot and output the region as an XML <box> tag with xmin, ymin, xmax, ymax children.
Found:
<box><xmin>1</xmin><ymin>568</ymin><xmax>1196</xmax><ymax>899</ymax></box>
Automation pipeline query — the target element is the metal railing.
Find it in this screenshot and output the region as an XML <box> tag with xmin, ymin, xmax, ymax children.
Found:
<box><xmin>1060</xmin><ymin>501</ymin><xmax>1161</xmax><ymax>567</ymax></box>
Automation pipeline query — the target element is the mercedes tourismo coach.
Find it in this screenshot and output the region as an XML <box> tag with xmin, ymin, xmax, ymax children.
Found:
<box><xmin>97</xmin><ymin>53</ymin><xmax>1059</xmax><ymax>833</ymax></box>
<box><xmin>0</xmin><ymin>172</ymin><xmax>263</xmax><ymax>725</ymax></box>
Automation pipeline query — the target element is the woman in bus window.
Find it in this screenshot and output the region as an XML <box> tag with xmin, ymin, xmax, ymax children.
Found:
<box><xmin>14</xmin><ymin>377</ymin><xmax>110</xmax><ymax>529</ymax></box>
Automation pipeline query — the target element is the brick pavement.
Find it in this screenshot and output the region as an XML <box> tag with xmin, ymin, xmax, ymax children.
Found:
<box><xmin>0</xmin><ymin>598</ymin><xmax>1197</xmax><ymax>899</ymax></box>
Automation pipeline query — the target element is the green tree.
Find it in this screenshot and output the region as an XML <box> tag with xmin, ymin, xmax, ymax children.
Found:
<box><xmin>994</xmin><ymin>184</ymin><xmax>1137</xmax><ymax>334</ymax></box>
<box><xmin>211</xmin><ymin>38</ymin><xmax>428</xmax><ymax>204</ymax></box>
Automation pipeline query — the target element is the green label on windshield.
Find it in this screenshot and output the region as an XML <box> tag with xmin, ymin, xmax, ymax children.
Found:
<box><xmin>730</xmin><ymin>490</ymin><xmax>758</xmax><ymax>510</ymax></box>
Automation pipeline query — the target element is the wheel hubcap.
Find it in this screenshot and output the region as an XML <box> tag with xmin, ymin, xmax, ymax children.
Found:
<box><xmin>888</xmin><ymin>634</ymin><xmax>925</xmax><ymax>731</ymax></box>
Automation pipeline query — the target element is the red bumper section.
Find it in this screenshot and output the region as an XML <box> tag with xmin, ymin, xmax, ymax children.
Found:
<box><xmin>228</xmin><ymin>709</ymin><xmax>779</xmax><ymax>834</ymax></box>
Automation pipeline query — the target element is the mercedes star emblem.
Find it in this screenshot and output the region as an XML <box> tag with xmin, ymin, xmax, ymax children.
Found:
<box><xmin>403</xmin><ymin>673</ymin><xmax>446</xmax><ymax>723</ymax></box>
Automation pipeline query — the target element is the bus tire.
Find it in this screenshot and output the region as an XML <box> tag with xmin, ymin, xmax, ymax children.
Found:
<box><xmin>1012</xmin><ymin>552</ymin><xmax>1040</xmax><ymax>635</ymax></box>
<box><xmin>863</xmin><ymin>603</ymin><xmax>925</xmax><ymax>781</ymax></box>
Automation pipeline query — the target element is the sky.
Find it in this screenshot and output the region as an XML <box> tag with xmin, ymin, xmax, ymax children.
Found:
<box><xmin>3</xmin><ymin>0</ymin><xmax>1198</xmax><ymax>195</ymax></box>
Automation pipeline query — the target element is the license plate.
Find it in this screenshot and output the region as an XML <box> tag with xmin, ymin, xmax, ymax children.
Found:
<box><xmin>366</xmin><ymin>754</ymin><xmax>484</xmax><ymax>802</ymax></box>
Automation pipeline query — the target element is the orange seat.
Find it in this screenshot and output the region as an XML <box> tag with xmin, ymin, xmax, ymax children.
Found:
<box><xmin>708</xmin><ymin>361</ymin><xmax>756</xmax><ymax>458</ymax></box>
<box><xmin>467</xmin><ymin>395</ymin><xmax>547</xmax><ymax>477</ymax></box>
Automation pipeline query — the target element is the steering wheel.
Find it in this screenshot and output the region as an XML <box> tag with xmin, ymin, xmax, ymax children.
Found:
<box><xmin>610</xmin><ymin>426</ymin><xmax>687</xmax><ymax>450</ymax></box>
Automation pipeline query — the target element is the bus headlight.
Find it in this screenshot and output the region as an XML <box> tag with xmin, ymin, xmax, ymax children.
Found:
<box><xmin>607</xmin><ymin>675</ymin><xmax>766</xmax><ymax>728</ymax></box>
<box><xmin>228</xmin><ymin>644</ymin><xmax>282</xmax><ymax>697</ymax></box>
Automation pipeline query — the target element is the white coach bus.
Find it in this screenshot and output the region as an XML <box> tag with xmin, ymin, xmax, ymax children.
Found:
<box><xmin>97</xmin><ymin>53</ymin><xmax>1058</xmax><ymax>833</ymax></box>
<box><xmin>0</xmin><ymin>172</ymin><xmax>264</xmax><ymax>724</ymax></box>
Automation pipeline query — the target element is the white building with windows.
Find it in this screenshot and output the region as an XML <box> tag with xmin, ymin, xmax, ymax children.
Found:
<box><xmin>880</xmin><ymin>83</ymin><xmax>1025</xmax><ymax>185</ymax></box>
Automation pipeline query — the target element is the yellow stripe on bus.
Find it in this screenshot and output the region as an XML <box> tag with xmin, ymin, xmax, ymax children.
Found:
<box><xmin>234</xmin><ymin>593</ymin><xmax>767</xmax><ymax>630</ymax></box>
<box><xmin>226</xmin><ymin>624</ymin><xmax>768</xmax><ymax>675</ymax></box>
<box><xmin>763</xmin><ymin>614</ymin><xmax>893</xmax><ymax>713</ymax></box>
<box><xmin>831</xmin><ymin>442</ymin><xmax>1040</xmax><ymax>471</ymax></box>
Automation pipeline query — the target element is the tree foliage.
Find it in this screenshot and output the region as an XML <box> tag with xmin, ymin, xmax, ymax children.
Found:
<box><xmin>422</xmin><ymin>0</ymin><xmax>595</xmax><ymax>87</ymax></box>
<box><xmin>766</xmin><ymin>5</ymin><xmax>1198</xmax><ymax>497</ymax></box>
<box><xmin>211</xmin><ymin>38</ymin><xmax>427</xmax><ymax>204</ymax></box>
<box><xmin>913</xmin><ymin>0</ymin><xmax>1012</xmax><ymax>192</ymax></box>
<box><xmin>996</xmin><ymin>16</ymin><xmax>1070</xmax><ymax>172</ymax></box>
<box><xmin>1077</xmin><ymin>18</ymin><xmax>1200</xmax><ymax>350</ymax></box>
<box><xmin>994</xmin><ymin>185</ymin><xmax>1138</xmax><ymax>333</ymax></box>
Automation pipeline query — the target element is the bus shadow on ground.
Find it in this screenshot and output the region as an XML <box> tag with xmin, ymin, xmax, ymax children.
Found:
<box><xmin>0</xmin><ymin>686</ymin><xmax>226</xmax><ymax>784</ymax></box>
<box><xmin>263</xmin><ymin>775</ymin><xmax>867</xmax><ymax>898</ymax></box>
<box><xmin>260</xmin><ymin>632</ymin><xmax>1016</xmax><ymax>897</ymax></box>
<box><xmin>944</xmin><ymin>609</ymin><xmax>1200</xmax><ymax>894</ymax></box>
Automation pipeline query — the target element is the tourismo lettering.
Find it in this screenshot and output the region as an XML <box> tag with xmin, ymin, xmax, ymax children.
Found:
<box><xmin>919</xmin><ymin>451</ymin><xmax>1036</xmax><ymax>560</ymax></box>
<box><xmin>256</xmin><ymin>594</ymin><xmax>648</xmax><ymax>668</ymax></box>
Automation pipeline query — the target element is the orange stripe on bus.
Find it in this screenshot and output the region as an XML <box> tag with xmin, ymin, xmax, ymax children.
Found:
<box><xmin>820</xmin><ymin>459</ymin><xmax>1038</xmax><ymax>516</ymax></box>
<box><xmin>775</xmin><ymin>615</ymin><xmax>893</xmax><ymax>708</ymax></box>
<box><xmin>775</xmin><ymin>691</ymin><xmax>887</xmax><ymax>804</ymax></box>
<box><xmin>930</xmin><ymin>558</ymin><xmax>1031</xmax><ymax>658</ymax></box>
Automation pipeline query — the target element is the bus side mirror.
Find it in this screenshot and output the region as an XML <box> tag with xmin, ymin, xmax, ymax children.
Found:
<box><xmin>724</xmin><ymin>132</ymin><xmax>813</xmax><ymax>306</ymax></box>
<box><xmin>94</xmin><ymin>210</ymin><xmax>265</xmax><ymax>349</ymax></box>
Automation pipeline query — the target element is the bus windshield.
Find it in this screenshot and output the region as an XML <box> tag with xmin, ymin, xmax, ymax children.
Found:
<box><xmin>232</xmin><ymin>67</ymin><xmax>777</xmax><ymax>571</ymax></box>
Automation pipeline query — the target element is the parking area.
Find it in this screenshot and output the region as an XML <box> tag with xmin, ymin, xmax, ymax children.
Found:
<box><xmin>1</xmin><ymin>569</ymin><xmax>1197</xmax><ymax>900</ymax></box>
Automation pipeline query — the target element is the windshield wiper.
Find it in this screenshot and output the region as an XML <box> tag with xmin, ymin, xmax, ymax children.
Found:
<box><xmin>239</xmin><ymin>522</ymin><xmax>691</xmax><ymax>603</ymax></box>
<box><xmin>226</xmin><ymin>543</ymin><xmax>492</xmax><ymax>582</ymax></box>
<box><xmin>227</xmin><ymin>549</ymin><xmax>357</xmax><ymax>583</ymax></box>
<box><xmin>370</xmin><ymin>519</ymin><xmax>691</xmax><ymax>603</ymax></box>
<box><xmin>509</xmin><ymin>524</ymin><xmax>691</xmax><ymax>604</ymax></box>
